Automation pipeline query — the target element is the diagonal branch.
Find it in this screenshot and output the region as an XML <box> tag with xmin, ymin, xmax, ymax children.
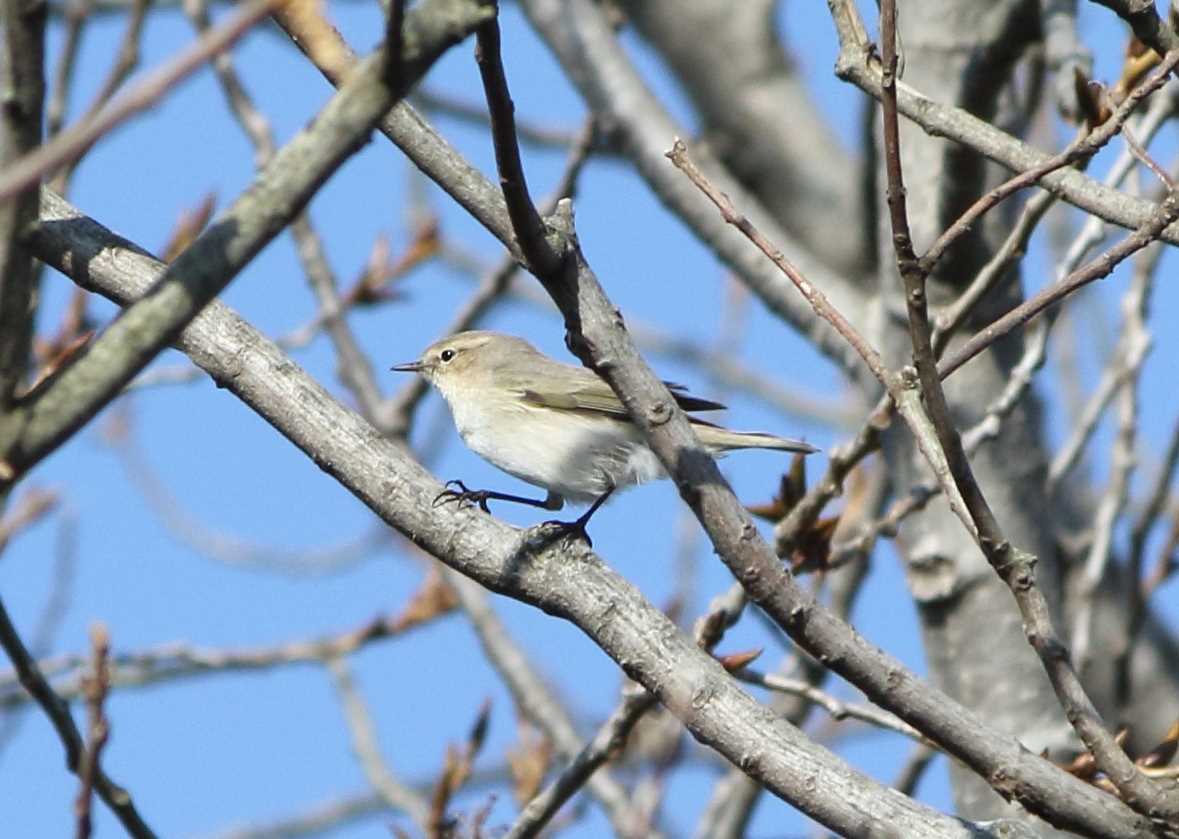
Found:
<box><xmin>0</xmin><ymin>596</ymin><xmax>156</xmax><ymax>838</ymax></box>
<box><xmin>0</xmin><ymin>0</ymin><xmax>495</xmax><ymax>490</ymax></box>
<box><xmin>0</xmin><ymin>0</ymin><xmax>273</xmax><ymax>206</ymax></box>
<box><xmin>466</xmin><ymin>10</ymin><xmax>1153</xmax><ymax>837</ymax></box>
<box><xmin>826</xmin><ymin>0</ymin><xmax>1179</xmax><ymax>248</ymax></box>
<box><xmin>28</xmin><ymin>190</ymin><xmax>1140</xmax><ymax>839</ymax></box>
<box><xmin>878</xmin><ymin>0</ymin><xmax>1179</xmax><ymax>819</ymax></box>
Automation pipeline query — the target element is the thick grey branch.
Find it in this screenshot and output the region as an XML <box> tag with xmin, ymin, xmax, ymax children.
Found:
<box><xmin>0</xmin><ymin>0</ymin><xmax>494</xmax><ymax>488</ymax></box>
<box><xmin>28</xmin><ymin>190</ymin><xmax>1052</xmax><ymax>839</ymax></box>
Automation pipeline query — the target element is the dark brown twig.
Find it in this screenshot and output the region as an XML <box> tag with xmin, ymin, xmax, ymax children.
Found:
<box><xmin>666</xmin><ymin>141</ymin><xmax>890</xmax><ymax>386</ymax></box>
<box><xmin>0</xmin><ymin>597</ymin><xmax>156</xmax><ymax>837</ymax></box>
<box><xmin>920</xmin><ymin>48</ymin><xmax>1179</xmax><ymax>276</ymax></box>
<box><xmin>473</xmin><ymin>18</ymin><xmax>563</xmax><ymax>277</ymax></box>
<box><xmin>879</xmin><ymin>0</ymin><xmax>1179</xmax><ymax>818</ymax></box>
<box><xmin>939</xmin><ymin>188</ymin><xmax>1179</xmax><ymax>380</ymax></box>
<box><xmin>74</xmin><ymin>624</ymin><xmax>112</xmax><ymax>839</ymax></box>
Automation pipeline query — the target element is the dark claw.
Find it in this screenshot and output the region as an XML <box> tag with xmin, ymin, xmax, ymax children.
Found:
<box><xmin>433</xmin><ymin>480</ymin><xmax>491</xmax><ymax>513</ymax></box>
<box><xmin>537</xmin><ymin>517</ymin><xmax>594</xmax><ymax>548</ymax></box>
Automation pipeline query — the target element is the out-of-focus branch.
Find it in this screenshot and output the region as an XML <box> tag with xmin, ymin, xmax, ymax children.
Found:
<box><xmin>45</xmin><ymin>0</ymin><xmax>94</xmax><ymax>139</ymax></box>
<box><xmin>467</xmin><ymin>7</ymin><xmax>1154</xmax><ymax>835</ymax></box>
<box><xmin>28</xmin><ymin>192</ymin><xmax>1101</xmax><ymax>839</ymax></box>
<box><xmin>0</xmin><ymin>486</ymin><xmax>57</xmax><ymax>555</ymax></box>
<box><xmin>0</xmin><ymin>0</ymin><xmax>271</xmax><ymax>205</ymax></box>
<box><xmin>184</xmin><ymin>0</ymin><xmax>383</xmax><ymax>422</ymax></box>
<box><xmin>74</xmin><ymin>624</ymin><xmax>112</xmax><ymax>839</ymax></box>
<box><xmin>0</xmin><ymin>585</ymin><xmax>458</xmax><ymax>706</ymax></box>
<box><xmin>412</xmin><ymin>87</ymin><xmax>585</xmax><ymax>149</ymax></box>
<box><xmin>518</xmin><ymin>0</ymin><xmax>870</xmax><ymax>379</ymax></box>
<box><xmin>826</xmin><ymin>0</ymin><xmax>1179</xmax><ymax>247</ymax></box>
<box><xmin>0</xmin><ymin>0</ymin><xmax>46</xmax><ymax>411</ymax></box>
<box><xmin>894</xmin><ymin>744</ymin><xmax>939</xmax><ymax>798</ymax></box>
<box><xmin>442</xmin><ymin>569</ymin><xmax>650</xmax><ymax>837</ymax></box>
<box><xmin>618</xmin><ymin>0</ymin><xmax>869</xmax><ymax>278</ymax></box>
<box><xmin>0</xmin><ymin>597</ymin><xmax>156</xmax><ymax>837</ymax></box>
<box><xmin>1</xmin><ymin>0</ymin><xmax>495</xmax><ymax>489</ymax></box>
<box><xmin>1041</xmin><ymin>0</ymin><xmax>1092</xmax><ymax>116</ymax></box>
<box><xmin>504</xmin><ymin>684</ymin><xmax>656</xmax><ymax>839</ymax></box>
<box><xmin>50</xmin><ymin>0</ymin><xmax>151</xmax><ymax>193</ymax></box>
<box><xmin>327</xmin><ymin>657</ymin><xmax>432</xmax><ymax>831</ymax></box>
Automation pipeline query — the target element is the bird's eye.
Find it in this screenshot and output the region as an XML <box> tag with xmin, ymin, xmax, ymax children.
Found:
<box><xmin>440</xmin><ymin>349</ymin><xmax>456</xmax><ymax>363</ymax></box>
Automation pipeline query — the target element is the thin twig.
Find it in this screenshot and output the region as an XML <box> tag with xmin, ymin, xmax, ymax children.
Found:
<box><xmin>893</xmin><ymin>744</ymin><xmax>938</xmax><ymax>797</ymax></box>
<box><xmin>413</xmin><ymin>87</ymin><xmax>585</xmax><ymax>149</ymax></box>
<box><xmin>879</xmin><ymin>0</ymin><xmax>1177</xmax><ymax>815</ymax></box>
<box><xmin>51</xmin><ymin>0</ymin><xmax>152</xmax><ymax>192</ymax></box>
<box><xmin>184</xmin><ymin>0</ymin><xmax>383</xmax><ymax>421</ymax></box>
<box><xmin>327</xmin><ymin>657</ymin><xmax>433</xmax><ymax>831</ymax></box>
<box><xmin>666</xmin><ymin>140</ymin><xmax>890</xmax><ymax>386</ymax></box>
<box><xmin>0</xmin><ymin>0</ymin><xmax>275</xmax><ymax>204</ymax></box>
<box><xmin>0</xmin><ymin>597</ymin><xmax>456</xmax><ymax>708</ymax></box>
<box><xmin>45</xmin><ymin>0</ymin><xmax>96</xmax><ymax>139</ymax></box>
<box><xmin>0</xmin><ymin>597</ymin><xmax>157</xmax><ymax>837</ymax></box>
<box><xmin>920</xmin><ymin>49</ymin><xmax>1179</xmax><ymax>275</ymax></box>
<box><xmin>74</xmin><ymin>623</ymin><xmax>112</xmax><ymax>839</ymax></box>
<box><xmin>938</xmin><ymin>188</ymin><xmax>1179</xmax><ymax>381</ymax></box>
<box><xmin>736</xmin><ymin>668</ymin><xmax>927</xmax><ymax>743</ymax></box>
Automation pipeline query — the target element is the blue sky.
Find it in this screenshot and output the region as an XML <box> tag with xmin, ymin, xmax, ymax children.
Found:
<box><xmin>1</xmin><ymin>2</ymin><xmax>1176</xmax><ymax>837</ymax></box>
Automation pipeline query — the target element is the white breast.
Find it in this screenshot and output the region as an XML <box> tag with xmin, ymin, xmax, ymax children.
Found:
<box><xmin>440</xmin><ymin>386</ymin><xmax>664</xmax><ymax>505</ymax></box>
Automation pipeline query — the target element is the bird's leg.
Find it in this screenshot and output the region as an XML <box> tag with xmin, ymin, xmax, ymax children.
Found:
<box><xmin>434</xmin><ymin>480</ymin><xmax>560</xmax><ymax>514</ymax></box>
<box><xmin>538</xmin><ymin>484</ymin><xmax>616</xmax><ymax>548</ymax></box>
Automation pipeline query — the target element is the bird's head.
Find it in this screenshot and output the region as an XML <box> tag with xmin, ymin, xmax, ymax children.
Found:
<box><xmin>391</xmin><ymin>331</ymin><xmax>534</xmax><ymax>399</ymax></box>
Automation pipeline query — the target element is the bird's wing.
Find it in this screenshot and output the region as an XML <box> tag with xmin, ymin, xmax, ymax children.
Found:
<box><xmin>521</xmin><ymin>377</ymin><xmax>726</xmax><ymax>416</ymax></box>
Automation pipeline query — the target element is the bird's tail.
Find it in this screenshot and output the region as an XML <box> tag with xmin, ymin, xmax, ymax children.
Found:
<box><xmin>694</xmin><ymin>423</ymin><xmax>818</xmax><ymax>455</ymax></box>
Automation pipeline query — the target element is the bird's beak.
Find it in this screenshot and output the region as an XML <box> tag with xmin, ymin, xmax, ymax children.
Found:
<box><xmin>390</xmin><ymin>360</ymin><xmax>424</xmax><ymax>373</ymax></box>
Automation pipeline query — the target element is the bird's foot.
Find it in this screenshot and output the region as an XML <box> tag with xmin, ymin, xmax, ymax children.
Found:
<box><xmin>532</xmin><ymin>485</ymin><xmax>615</xmax><ymax>549</ymax></box>
<box><xmin>535</xmin><ymin>515</ymin><xmax>595</xmax><ymax>548</ymax></box>
<box><xmin>433</xmin><ymin>480</ymin><xmax>492</xmax><ymax>513</ymax></box>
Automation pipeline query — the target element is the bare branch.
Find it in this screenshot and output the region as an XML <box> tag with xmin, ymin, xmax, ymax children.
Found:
<box><xmin>0</xmin><ymin>0</ymin><xmax>47</xmax><ymax>408</ymax></box>
<box><xmin>1</xmin><ymin>0</ymin><xmax>495</xmax><ymax>489</ymax></box>
<box><xmin>467</xmin><ymin>4</ymin><xmax>1156</xmax><ymax>832</ymax></box>
<box><xmin>28</xmin><ymin>191</ymin><xmax>1112</xmax><ymax>839</ymax></box>
<box><xmin>826</xmin><ymin>0</ymin><xmax>1179</xmax><ymax>248</ymax></box>
<box><xmin>74</xmin><ymin>623</ymin><xmax>112</xmax><ymax>839</ymax></box>
<box><xmin>939</xmin><ymin>188</ymin><xmax>1179</xmax><ymax>380</ymax></box>
<box><xmin>0</xmin><ymin>0</ymin><xmax>271</xmax><ymax>205</ymax></box>
<box><xmin>0</xmin><ymin>596</ymin><xmax>157</xmax><ymax>837</ymax></box>
<box><xmin>327</xmin><ymin>657</ymin><xmax>432</xmax><ymax>831</ymax></box>
<box><xmin>0</xmin><ymin>589</ymin><xmax>457</xmax><ymax>706</ymax></box>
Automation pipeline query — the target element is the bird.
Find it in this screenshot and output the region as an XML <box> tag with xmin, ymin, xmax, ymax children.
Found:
<box><xmin>391</xmin><ymin>330</ymin><xmax>816</xmax><ymax>541</ymax></box>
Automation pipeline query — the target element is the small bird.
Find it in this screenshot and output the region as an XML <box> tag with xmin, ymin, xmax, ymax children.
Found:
<box><xmin>392</xmin><ymin>331</ymin><xmax>816</xmax><ymax>540</ymax></box>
